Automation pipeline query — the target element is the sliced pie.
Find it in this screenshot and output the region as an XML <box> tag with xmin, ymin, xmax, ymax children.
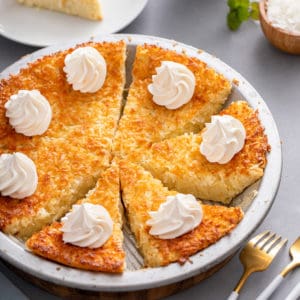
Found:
<box><xmin>120</xmin><ymin>160</ymin><xmax>243</xmax><ymax>267</ymax></box>
<box><xmin>0</xmin><ymin>39</ymin><xmax>270</xmax><ymax>274</ymax></box>
<box><xmin>114</xmin><ymin>44</ymin><xmax>232</xmax><ymax>162</ymax></box>
<box><xmin>141</xmin><ymin>101</ymin><xmax>270</xmax><ymax>204</ymax></box>
<box><xmin>17</xmin><ymin>0</ymin><xmax>103</xmax><ymax>20</ymax></box>
<box><xmin>26</xmin><ymin>164</ymin><xmax>125</xmax><ymax>273</ymax></box>
<box><xmin>0</xmin><ymin>41</ymin><xmax>126</xmax><ymax>239</ymax></box>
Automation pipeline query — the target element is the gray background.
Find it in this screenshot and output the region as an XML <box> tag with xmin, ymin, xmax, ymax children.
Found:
<box><xmin>1</xmin><ymin>0</ymin><xmax>300</xmax><ymax>299</ymax></box>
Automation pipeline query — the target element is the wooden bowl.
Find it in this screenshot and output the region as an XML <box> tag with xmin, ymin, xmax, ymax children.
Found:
<box><xmin>259</xmin><ymin>0</ymin><xmax>300</xmax><ymax>55</ymax></box>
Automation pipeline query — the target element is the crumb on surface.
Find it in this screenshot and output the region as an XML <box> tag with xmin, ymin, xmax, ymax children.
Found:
<box><xmin>232</xmin><ymin>78</ymin><xmax>239</xmax><ymax>86</ymax></box>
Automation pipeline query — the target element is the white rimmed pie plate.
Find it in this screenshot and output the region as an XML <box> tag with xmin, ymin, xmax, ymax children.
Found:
<box><xmin>0</xmin><ymin>34</ymin><xmax>282</xmax><ymax>293</ymax></box>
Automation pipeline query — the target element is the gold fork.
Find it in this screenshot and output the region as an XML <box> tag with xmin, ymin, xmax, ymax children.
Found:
<box><xmin>227</xmin><ymin>231</ymin><xmax>287</xmax><ymax>300</ymax></box>
<box><xmin>256</xmin><ymin>236</ymin><xmax>300</xmax><ymax>300</ymax></box>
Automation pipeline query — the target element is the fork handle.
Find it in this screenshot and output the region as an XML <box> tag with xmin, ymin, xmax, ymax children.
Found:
<box><xmin>227</xmin><ymin>291</ymin><xmax>239</xmax><ymax>300</ymax></box>
<box><xmin>256</xmin><ymin>274</ymin><xmax>284</xmax><ymax>300</ymax></box>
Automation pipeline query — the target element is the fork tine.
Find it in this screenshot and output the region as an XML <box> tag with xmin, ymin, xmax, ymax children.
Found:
<box><xmin>268</xmin><ymin>238</ymin><xmax>288</xmax><ymax>257</ymax></box>
<box><xmin>265</xmin><ymin>234</ymin><xmax>281</xmax><ymax>252</ymax></box>
<box><xmin>249</xmin><ymin>230</ymin><xmax>270</xmax><ymax>246</ymax></box>
<box><xmin>230</xmin><ymin>231</ymin><xmax>288</xmax><ymax>297</ymax></box>
<box><xmin>258</xmin><ymin>232</ymin><xmax>277</xmax><ymax>250</ymax></box>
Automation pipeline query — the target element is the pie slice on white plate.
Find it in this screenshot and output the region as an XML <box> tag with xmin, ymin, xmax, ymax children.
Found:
<box><xmin>17</xmin><ymin>0</ymin><xmax>103</xmax><ymax>20</ymax></box>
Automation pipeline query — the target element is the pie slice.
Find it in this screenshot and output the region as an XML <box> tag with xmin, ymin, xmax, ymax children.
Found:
<box><xmin>0</xmin><ymin>41</ymin><xmax>126</xmax><ymax>239</ymax></box>
<box><xmin>17</xmin><ymin>0</ymin><xmax>103</xmax><ymax>20</ymax></box>
<box><xmin>26</xmin><ymin>164</ymin><xmax>125</xmax><ymax>273</ymax></box>
<box><xmin>141</xmin><ymin>101</ymin><xmax>270</xmax><ymax>204</ymax></box>
<box><xmin>114</xmin><ymin>44</ymin><xmax>232</xmax><ymax>162</ymax></box>
<box><xmin>120</xmin><ymin>161</ymin><xmax>243</xmax><ymax>267</ymax></box>
<box><xmin>0</xmin><ymin>41</ymin><xmax>126</xmax><ymax>145</ymax></box>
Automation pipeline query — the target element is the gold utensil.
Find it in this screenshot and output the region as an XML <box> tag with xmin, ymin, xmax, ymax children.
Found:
<box><xmin>257</xmin><ymin>236</ymin><xmax>300</xmax><ymax>300</ymax></box>
<box><xmin>227</xmin><ymin>231</ymin><xmax>287</xmax><ymax>300</ymax></box>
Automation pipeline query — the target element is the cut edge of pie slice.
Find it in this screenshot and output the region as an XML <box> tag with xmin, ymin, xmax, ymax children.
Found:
<box><xmin>17</xmin><ymin>0</ymin><xmax>103</xmax><ymax>20</ymax></box>
<box><xmin>119</xmin><ymin>160</ymin><xmax>244</xmax><ymax>267</ymax></box>
<box><xmin>26</xmin><ymin>163</ymin><xmax>125</xmax><ymax>273</ymax></box>
<box><xmin>114</xmin><ymin>43</ymin><xmax>232</xmax><ymax>162</ymax></box>
<box><xmin>141</xmin><ymin>100</ymin><xmax>270</xmax><ymax>204</ymax></box>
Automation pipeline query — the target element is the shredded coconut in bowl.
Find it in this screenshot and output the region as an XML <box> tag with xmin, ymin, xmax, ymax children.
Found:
<box><xmin>267</xmin><ymin>0</ymin><xmax>300</xmax><ymax>35</ymax></box>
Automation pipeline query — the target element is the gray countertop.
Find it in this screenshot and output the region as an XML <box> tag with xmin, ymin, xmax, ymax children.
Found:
<box><xmin>1</xmin><ymin>1</ymin><xmax>300</xmax><ymax>299</ymax></box>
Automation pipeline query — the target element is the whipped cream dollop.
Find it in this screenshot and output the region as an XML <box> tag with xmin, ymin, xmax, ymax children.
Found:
<box><xmin>148</xmin><ymin>61</ymin><xmax>195</xmax><ymax>110</ymax></box>
<box><xmin>64</xmin><ymin>46</ymin><xmax>107</xmax><ymax>93</ymax></box>
<box><xmin>0</xmin><ymin>152</ymin><xmax>38</xmax><ymax>199</ymax></box>
<box><xmin>61</xmin><ymin>203</ymin><xmax>113</xmax><ymax>248</ymax></box>
<box><xmin>147</xmin><ymin>193</ymin><xmax>203</xmax><ymax>239</ymax></box>
<box><xmin>200</xmin><ymin>115</ymin><xmax>246</xmax><ymax>164</ymax></box>
<box><xmin>5</xmin><ymin>90</ymin><xmax>52</xmax><ymax>136</ymax></box>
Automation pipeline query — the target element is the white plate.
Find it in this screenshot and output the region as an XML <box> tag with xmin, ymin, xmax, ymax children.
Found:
<box><xmin>0</xmin><ymin>34</ymin><xmax>282</xmax><ymax>292</ymax></box>
<box><xmin>0</xmin><ymin>0</ymin><xmax>148</xmax><ymax>47</ymax></box>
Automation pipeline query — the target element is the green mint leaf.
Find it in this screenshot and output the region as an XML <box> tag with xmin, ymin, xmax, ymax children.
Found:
<box><xmin>227</xmin><ymin>0</ymin><xmax>239</xmax><ymax>9</ymax></box>
<box><xmin>237</xmin><ymin>6</ymin><xmax>250</xmax><ymax>22</ymax></box>
<box><xmin>239</xmin><ymin>0</ymin><xmax>250</xmax><ymax>8</ymax></box>
<box><xmin>250</xmin><ymin>2</ymin><xmax>259</xmax><ymax>20</ymax></box>
<box><xmin>227</xmin><ymin>10</ymin><xmax>242</xmax><ymax>31</ymax></box>
<box><xmin>227</xmin><ymin>0</ymin><xmax>259</xmax><ymax>30</ymax></box>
